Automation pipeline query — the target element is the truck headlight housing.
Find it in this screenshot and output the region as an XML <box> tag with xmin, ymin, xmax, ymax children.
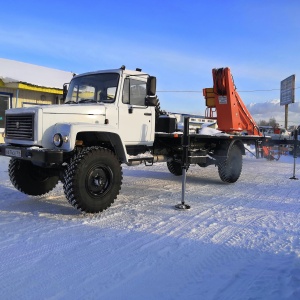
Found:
<box><xmin>53</xmin><ymin>133</ymin><xmax>63</xmax><ymax>147</ymax></box>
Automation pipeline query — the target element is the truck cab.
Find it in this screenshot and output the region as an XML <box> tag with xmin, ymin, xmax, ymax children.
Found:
<box><xmin>65</xmin><ymin>68</ymin><xmax>157</xmax><ymax>145</ymax></box>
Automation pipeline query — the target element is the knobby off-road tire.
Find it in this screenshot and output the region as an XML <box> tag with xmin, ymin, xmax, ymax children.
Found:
<box><xmin>218</xmin><ymin>144</ymin><xmax>243</xmax><ymax>183</ymax></box>
<box><xmin>167</xmin><ymin>160</ymin><xmax>182</xmax><ymax>176</ymax></box>
<box><xmin>63</xmin><ymin>147</ymin><xmax>123</xmax><ymax>213</ymax></box>
<box><xmin>167</xmin><ymin>159</ymin><xmax>188</xmax><ymax>176</ymax></box>
<box><xmin>8</xmin><ymin>158</ymin><xmax>59</xmax><ymax>195</ymax></box>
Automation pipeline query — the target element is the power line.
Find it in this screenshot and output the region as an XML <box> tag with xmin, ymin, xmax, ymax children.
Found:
<box><xmin>239</xmin><ymin>86</ymin><xmax>300</xmax><ymax>93</ymax></box>
<box><xmin>157</xmin><ymin>87</ymin><xmax>300</xmax><ymax>93</ymax></box>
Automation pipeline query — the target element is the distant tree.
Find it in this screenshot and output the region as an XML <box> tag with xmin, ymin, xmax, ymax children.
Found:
<box><xmin>268</xmin><ymin>117</ymin><xmax>277</xmax><ymax>128</ymax></box>
<box><xmin>259</xmin><ymin>120</ymin><xmax>268</xmax><ymax>126</ymax></box>
<box><xmin>258</xmin><ymin>118</ymin><xmax>277</xmax><ymax>127</ymax></box>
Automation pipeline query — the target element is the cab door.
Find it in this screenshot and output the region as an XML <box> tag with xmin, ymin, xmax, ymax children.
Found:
<box><xmin>118</xmin><ymin>77</ymin><xmax>154</xmax><ymax>145</ymax></box>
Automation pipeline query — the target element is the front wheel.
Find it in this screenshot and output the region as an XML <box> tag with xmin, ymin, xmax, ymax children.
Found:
<box><xmin>63</xmin><ymin>147</ymin><xmax>123</xmax><ymax>213</ymax></box>
<box><xmin>8</xmin><ymin>158</ymin><xmax>59</xmax><ymax>195</ymax></box>
<box><xmin>218</xmin><ymin>144</ymin><xmax>243</xmax><ymax>183</ymax></box>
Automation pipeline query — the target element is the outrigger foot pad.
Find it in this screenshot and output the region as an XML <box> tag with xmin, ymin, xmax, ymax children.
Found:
<box><xmin>175</xmin><ymin>203</ymin><xmax>191</xmax><ymax>210</ymax></box>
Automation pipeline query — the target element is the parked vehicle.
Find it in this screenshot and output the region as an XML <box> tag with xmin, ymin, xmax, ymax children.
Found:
<box><xmin>0</xmin><ymin>66</ymin><xmax>294</xmax><ymax>213</ymax></box>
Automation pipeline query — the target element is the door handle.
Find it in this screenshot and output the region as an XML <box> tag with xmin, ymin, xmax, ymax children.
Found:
<box><xmin>144</xmin><ymin>113</ymin><xmax>152</xmax><ymax>116</ymax></box>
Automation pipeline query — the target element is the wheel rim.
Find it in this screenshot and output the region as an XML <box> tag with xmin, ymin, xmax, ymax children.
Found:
<box><xmin>86</xmin><ymin>164</ymin><xmax>113</xmax><ymax>198</ymax></box>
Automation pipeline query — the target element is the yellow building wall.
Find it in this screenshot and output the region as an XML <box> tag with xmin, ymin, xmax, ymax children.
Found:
<box><xmin>16</xmin><ymin>89</ymin><xmax>58</xmax><ymax>107</ymax></box>
<box><xmin>0</xmin><ymin>86</ymin><xmax>14</xmax><ymax>95</ymax></box>
<box><xmin>0</xmin><ymin>88</ymin><xmax>63</xmax><ymax>107</ymax></box>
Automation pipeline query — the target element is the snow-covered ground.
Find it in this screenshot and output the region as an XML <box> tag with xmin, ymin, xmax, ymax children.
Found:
<box><xmin>0</xmin><ymin>154</ymin><xmax>300</xmax><ymax>300</ymax></box>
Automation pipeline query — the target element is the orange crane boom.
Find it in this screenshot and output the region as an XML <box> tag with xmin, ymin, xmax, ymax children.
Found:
<box><xmin>203</xmin><ymin>67</ymin><xmax>272</xmax><ymax>158</ymax></box>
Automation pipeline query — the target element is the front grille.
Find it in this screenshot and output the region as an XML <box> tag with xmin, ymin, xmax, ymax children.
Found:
<box><xmin>5</xmin><ymin>114</ymin><xmax>34</xmax><ymax>140</ymax></box>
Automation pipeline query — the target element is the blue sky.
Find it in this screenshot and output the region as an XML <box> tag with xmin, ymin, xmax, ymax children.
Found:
<box><xmin>0</xmin><ymin>0</ymin><xmax>299</xmax><ymax>116</ymax></box>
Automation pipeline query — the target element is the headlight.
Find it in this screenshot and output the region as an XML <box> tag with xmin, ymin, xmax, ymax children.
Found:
<box><xmin>53</xmin><ymin>133</ymin><xmax>63</xmax><ymax>147</ymax></box>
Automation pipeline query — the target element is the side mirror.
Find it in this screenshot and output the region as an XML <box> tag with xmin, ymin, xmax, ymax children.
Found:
<box><xmin>63</xmin><ymin>83</ymin><xmax>68</xmax><ymax>101</ymax></box>
<box><xmin>147</xmin><ymin>76</ymin><xmax>156</xmax><ymax>96</ymax></box>
<box><xmin>145</xmin><ymin>95</ymin><xmax>158</xmax><ymax>107</ymax></box>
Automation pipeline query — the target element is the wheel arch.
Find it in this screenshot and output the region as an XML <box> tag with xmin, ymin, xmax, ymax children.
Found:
<box><xmin>50</xmin><ymin>123</ymin><xmax>128</xmax><ymax>163</ymax></box>
<box><xmin>76</xmin><ymin>131</ymin><xmax>127</xmax><ymax>162</ymax></box>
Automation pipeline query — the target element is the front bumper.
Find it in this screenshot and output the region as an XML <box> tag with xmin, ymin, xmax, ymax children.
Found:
<box><xmin>0</xmin><ymin>144</ymin><xmax>64</xmax><ymax>166</ymax></box>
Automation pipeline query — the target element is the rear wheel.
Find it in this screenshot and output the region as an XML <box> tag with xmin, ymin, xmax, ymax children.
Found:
<box><xmin>167</xmin><ymin>159</ymin><xmax>187</xmax><ymax>176</ymax></box>
<box><xmin>8</xmin><ymin>158</ymin><xmax>59</xmax><ymax>195</ymax></box>
<box><xmin>63</xmin><ymin>147</ymin><xmax>122</xmax><ymax>213</ymax></box>
<box><xmin>218</xmin><ymin>144</ymin><xmax>243</xmax><ymax>183</ymax></box>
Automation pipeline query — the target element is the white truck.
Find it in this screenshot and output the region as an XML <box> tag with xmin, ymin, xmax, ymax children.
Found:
<box><xmin>0</xmin><ymin>66</ymin><xmax>263</xmax><ymax>213</ymax></box>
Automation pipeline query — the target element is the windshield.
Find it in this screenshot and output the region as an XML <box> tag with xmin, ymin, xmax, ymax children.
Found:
<box><xmin>65</xmin><ymin>73</ymin><xmax>120</xmax><ymax>104</ymax></box>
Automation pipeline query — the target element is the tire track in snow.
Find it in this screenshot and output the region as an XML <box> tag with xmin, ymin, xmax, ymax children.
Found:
<box><xmin>78</xmin><ymin>164</ymin><xmax>273</xmax><ymax>298</ymax></box>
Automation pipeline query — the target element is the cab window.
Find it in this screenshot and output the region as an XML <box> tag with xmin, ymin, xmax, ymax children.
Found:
<box><xmin>123</xmin><ymin>78</ymin><xmax>146</xmax><ymax>106</ymax></box>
